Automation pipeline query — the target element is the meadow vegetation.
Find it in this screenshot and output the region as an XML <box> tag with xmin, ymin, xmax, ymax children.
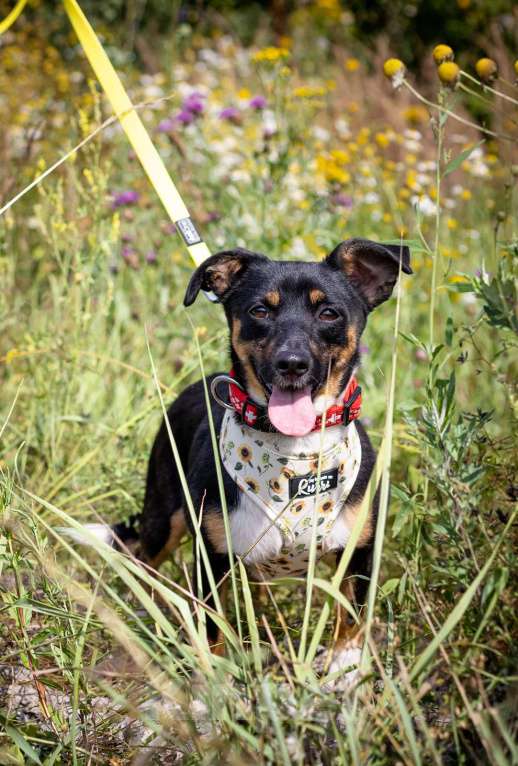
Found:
<box><xmin>0</xmin><ymin>2</ymin><xmax>517</xmax><ymax>763</ymax></box>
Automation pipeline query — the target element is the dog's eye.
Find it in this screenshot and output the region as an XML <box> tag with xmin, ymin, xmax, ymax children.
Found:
<box><xmin>318</xmin><ymin>307</ymin><xmax>340</xmax><ymax>321</ymax></box>
<box><xmin>249</xmin><ymin>305</ymin><xmax>269</xmax><ymax>319</ymax></box>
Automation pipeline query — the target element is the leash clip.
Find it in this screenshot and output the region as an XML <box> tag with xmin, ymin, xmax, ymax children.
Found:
<box><xmin>210</xmin><ymin>374</ymin><xmax>245</xmax><ymax>411</ymax></box>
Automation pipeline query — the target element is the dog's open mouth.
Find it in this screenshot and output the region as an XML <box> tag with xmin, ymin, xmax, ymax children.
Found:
<box><xmin>268</xmin><ymin>385</ymin><xmax>316</xmax><ymax>437</ymax></box>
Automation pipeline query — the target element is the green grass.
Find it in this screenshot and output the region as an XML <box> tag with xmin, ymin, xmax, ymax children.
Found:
<box><xmin>1</xmin><ymin>8</ymin><xmax>517</xmax><ymax>764</ymax></box>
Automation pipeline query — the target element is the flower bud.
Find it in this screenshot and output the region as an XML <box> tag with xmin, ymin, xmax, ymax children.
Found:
<box><xmin>433</xmin><ymin>45</ymin><xmax>454</xmax><ymax>65</ymax></box>
<box><xmin>438</xmin><ymin>62</ymin><xmax>460</xmax><ymax>87</ymax></box>
<box><xmin>475</xmin><ymin>58</ymin><xmax>498</xmax><ymax>83</ymax></box>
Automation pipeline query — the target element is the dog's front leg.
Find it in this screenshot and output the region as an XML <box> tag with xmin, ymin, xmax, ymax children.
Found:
<box><xmin>194</xmin><ymin>542</ymin><xmax>230</xmax><ymax>656</ymax></box>
<box><xmin>328</xmin><ymin>547</ymin><xmax>372</xmax><ymax>689</ymax></box>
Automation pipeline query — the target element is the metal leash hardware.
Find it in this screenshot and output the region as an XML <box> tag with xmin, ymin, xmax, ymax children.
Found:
<box><xmin>210</xmin><ymin>374</ymin><xmax>245</xmax><ymax>411</ymax></box>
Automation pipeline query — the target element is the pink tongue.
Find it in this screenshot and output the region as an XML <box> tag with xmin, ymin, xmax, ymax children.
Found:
<box><xmin>268</xmin><ymin>386</ymin><xmax>316</xmax><ymax>436</ymax></box>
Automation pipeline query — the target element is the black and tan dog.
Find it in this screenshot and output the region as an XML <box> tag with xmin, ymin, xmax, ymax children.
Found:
<box><xmin>91</xmin><ymin>238</ymin><xmax>411</xmax><ymax>682</ymax></box>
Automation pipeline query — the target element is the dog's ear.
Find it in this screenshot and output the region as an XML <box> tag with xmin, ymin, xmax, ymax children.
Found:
<box><xmin>183</xmin><ymin>248</ymin><xmax>267</xmax><ymax>307</ymax></box>
<box><xmin>326</xmin><ymin>238</ymin><xmax>412</xmax><ymax>310</ymax></box>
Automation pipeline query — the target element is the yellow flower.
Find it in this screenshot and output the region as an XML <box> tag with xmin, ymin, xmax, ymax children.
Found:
<box><xmin>515</xmin><ymin>60</ymin><xmax>518</xmax><ymax>79</ymax></box>
<box><xmin>375</xmin><ymin>132</ymin><xmax>390</xmax><ymax>149</ymax></box>
<box><xmin>318</xmin><ymin>499</ymin><xmax>334</xmax><ymax>515</ymax></box>
<box><xmin>293</xmin><ymin>84</ymin><xmax>327</xmax><ymax>98</ymax></box>
<box><xmin>238</xmin><ymin>444</ymin><xmax>253</xmax><ymax>463</ymax></box>
<box><xmin>269</xmin><ymin>477</ymin><xmax>282</xmax><ymax>494</ymax></box>
<box><xmin>461</xmin><ymin>189</ymin><xmax>472</xmax><ymax>201</ymax></box>
<box><xmin>438</xmin><ymin>62</ymin><xmax>460</xmax><ymax>87</ymax></box>
<box><xmin>244</xmin><ymin>477</ymin><xmax>260</xmax><ymax>493</ymax></box>
<box><xmin>251</xmin><ymin>47</ymin><xmax>289</xmax><ymax>64</ymax></box>
<box><xmin>330</xmin><ymin>149</ymin><xmax>351</xmax><ymax>165</ymax></box>
<box><xmin>447</xmin><ymin>218</ymin><xmax>458</xmax><ymax>230</ymax></box>
<box><xmin>403</xmin><ymin>105</ymin><xmax>429</xmax><ymax>126</ymax></box>
<box><xmin>433</xmin><ymin>44</ymin><xmax>454</xmax><ymax>64</ymax></box>
<box><xmin>344</xmin><ymin>57</ymin><xmax>360</xmax><ymax>72</ymax></box>
<box><xmin>383</xmin><ymin>58</ymin><xmax>405</xmax><ymax>86</ymax></box>
<box><xmin>475</xmin><ymin>58</ymin><xmax>498</xmax><ymax>83</ymax></box>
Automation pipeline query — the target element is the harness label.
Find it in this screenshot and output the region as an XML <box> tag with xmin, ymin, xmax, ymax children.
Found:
<box><xmin>176</xmin><ymin>217</ymin><xmax>203</xmax><ymax>246</ymax></box>
<box><xmin>289</xmin><ymin>468</ymin><xmax>338</xmax><ymax>499</ymax></box>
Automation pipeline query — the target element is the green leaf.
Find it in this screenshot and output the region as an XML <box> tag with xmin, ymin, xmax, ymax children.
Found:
<box><xmin>444</xmin><ymin>140</ymin><xmax>484</xmax><ymax>176</ymax></box>
<box><xmin>5</xmin><ymin>726</ymin><xmax>42</xmax><ymax>765</ymax></box>
<box><xmin>380</xmin><ymin>577</ymin><xmax>400</xmax><ymax>597</ymax></box>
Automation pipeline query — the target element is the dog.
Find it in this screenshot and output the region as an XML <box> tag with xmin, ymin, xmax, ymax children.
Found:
<box><xmin>87</xmin><ymin>238</ymin><xmax>411</xmax><ymax>683</ymax></box>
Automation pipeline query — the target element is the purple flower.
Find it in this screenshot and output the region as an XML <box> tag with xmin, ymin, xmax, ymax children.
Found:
<box><xmin>183</xmin><ymin>92</ymin><xmax>204</xmax><ymax>114</ymax></box>
<box><xmin>157</xmin><ymin>117</ymin><xmax>176</xmax><ymax>133</ymax></box>
<box><xmin>249</xmin><ymin>95</ymin><xmax>267</xmax><ymax>110</ymax></box>
<box><xmin>121</xmin><ymin>245</ymin><xmax>139</xmax><ymax>269</ymax></box>
<box><xmin>219</xmin><ymin>106</ymin><xmax>240</xmax><ymax>121</ymax></box>
<box><xmin>112</xmin><ymin>190</ymin><xmax>139</xmax><ymax>208</ymax></box>
<box><xmin>332</xmin><ymin>193</ymin><xmax>353</xmax><ymax>208</ymax></box>
<box><xmin>176</xmin><ymin>109</ymin><xmax>195</xmax><ymax>125</ymax></box>
<box><xmin>145</xmin><ymin>249</ymin><xmax>158</xmax><ymax>264</ymax></box>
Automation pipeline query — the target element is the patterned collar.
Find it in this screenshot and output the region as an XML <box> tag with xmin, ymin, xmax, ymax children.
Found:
<box><xmin>210</xmin><ymin>371</ymin><xmax>362</xmax><ymax>432</ymax></box>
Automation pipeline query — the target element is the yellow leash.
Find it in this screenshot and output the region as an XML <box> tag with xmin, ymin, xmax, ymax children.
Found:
<box><xmin>0</xmin><ymin>0</ymin><xmax>27</xmax><ymax>34</ymax></box>
<box><xmin>1</xmin><ymin>0</ymin><xmax>211</xmax><ymax>268</ymax></box>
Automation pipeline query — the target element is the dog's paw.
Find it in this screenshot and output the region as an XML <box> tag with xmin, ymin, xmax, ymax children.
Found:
<box><xmin>327</xmin><ymin>645</ymin><xmax>362</xmax><ymax>691</ymax></box>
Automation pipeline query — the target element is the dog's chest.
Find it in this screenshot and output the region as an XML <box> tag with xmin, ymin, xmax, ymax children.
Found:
<box><xmin>220</xmin><ymin>413</ymin><xmax>362</xmax><ymax>578</ymax></box>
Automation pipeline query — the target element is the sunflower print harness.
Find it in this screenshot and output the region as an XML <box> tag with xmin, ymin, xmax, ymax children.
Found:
<box><xmin>219</xmin><ymin>410</ymin><xmax>362</xmax><ymax>578</ymax></box>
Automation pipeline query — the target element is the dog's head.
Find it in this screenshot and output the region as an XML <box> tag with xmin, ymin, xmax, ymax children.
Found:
<box><xmin>184</xmin><ymin>239</ymin><xmax>411</xmax><ymax>436</ymax></box>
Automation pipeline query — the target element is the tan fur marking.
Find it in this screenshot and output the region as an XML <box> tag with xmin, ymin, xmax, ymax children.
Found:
<box><xmin>231</xmin><ymin>319</ymin><xmax>268</xmax><ymax>403</ymax></box>
<box><xmin>206</xmin><ymin>256</ymin><xmax>243</xmax><ymax>296</ymax></box>
<box><xmin>147</xmin><ymin>511</ymin><xmax>187</xmax><ymax>569</ymax></box>
<box><xmin>265</xmin><ymin>290</ymin><xmax>280</xmax><ymax>307</ymax></box>
<box><xmin>309</xmin><ymin>288</ymin><xmax>326</xmax><ymax>305</ymax></box>
<box><xmin>314</xmin><ymin>325</ymin><xmax>358</xmax><ymax>401</ymax></box>
<box><xmin>203</xmin><ymin>512</ymin><xmax>227</xmax><ymax>553</ymax></box>
<box><xmin>344</xmin><ymin>501</ymin><xmax>373</xmax><ymax>548</ymax></box>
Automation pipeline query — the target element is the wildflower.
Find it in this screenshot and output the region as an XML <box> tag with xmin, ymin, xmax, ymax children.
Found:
<box><xmin>293</xmin><ymin>85</ymin><xmax>327</xmax><ymax>98</ymax></box>
<box><xmin>248</xmin><ymin>95</ymin><xmax>267</xmax><ymax>110</ymax></box>
<box><xmin>432</xmin><ymin>44</ymin><xmax>454</xmax><ymax>64</ymax></box>
<box><xmin>475</xmin><ymin>58</ymin><xmax>498</xmax><ymax>83</ymax></box>
<box><xmin>121</xmin><ymin>245</ymin><xmax>139</xmax><ymax>269</ymax></box>
<box><xmin>182</xmin><ymin>92</ymin><xmax>204</xmax><ymax>114</ymax></box>
<box><xmin>383</xmin><ymin>58</ymin><xmax>405</xmax><ymax>88</ymax></box>
<box><xmin>344</xmin><ymin>57</ymin><xmax>360</xmax><ymax>72</ymax></box>
<box><xmin>112</xmin><ymin>190</ymin><xmax>139</xmax><ymax>208</ymax></box>
<box><xmin>403</xmin><ymin>105</ymin><xmax>429</xmax><ymax>126</ymax></box>
<box><xmin>375</xmin><ymin>132</ymin><xmax>390</xmax><ymax>149</ymax></box>
<box><xmin>332</xmin><ymin>193</ymin><xmax>353</xmax><ymax>208</ymax></box>
<box><xmin>157</xmin><ymin>117</ymin><xmax>175</xmax><ymax>133</ymax></box>
<box><xmin>176</xmin><ymin>109</ymin><xmax>195</xmax><ymax>125</ymax></box>
<box><xmin>447</xmin><ymin>218</ymin><xmax>458</xmax><ymax>230</ymax></box>
<box><xmin>145</xmin><ymin>250</ymin><xmax>158</xmax><ymax>264</ymax></box>
<box><xmin>251</xmin><ymin>46</ymin><xmax>289</xmax><ymax>64</ymax></box>
<box><xmin>219</xmin><ymin>106</ymin><xmax>240</xmax><ymax>122</ymax></box>
<box><xmin>437</xmin><ymin>62</ymin><xmax>460</xmax><ymax>87</ymax></box>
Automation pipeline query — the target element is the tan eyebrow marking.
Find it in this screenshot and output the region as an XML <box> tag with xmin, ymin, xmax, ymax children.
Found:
<box><xmin>309</xmin><ymin>289</ymin><xmax>326</xmax><ymax>304</ymax></box>
<box><xmin>265</xmin><ymin>290</ymin><xmax>280</xmax><ymax>307</ymax></box>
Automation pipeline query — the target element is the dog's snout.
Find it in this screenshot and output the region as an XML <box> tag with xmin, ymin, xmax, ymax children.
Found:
<box><xmin>274</xmin><ymin>351</ymin><xmax>310</xmax><ymax>377</ymax></box>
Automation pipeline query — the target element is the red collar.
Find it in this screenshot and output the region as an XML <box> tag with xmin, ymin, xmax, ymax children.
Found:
<box><xmin>224</xmin><ymin>370</ymin><xmax>361</xmax><ymax>432</ymax></box>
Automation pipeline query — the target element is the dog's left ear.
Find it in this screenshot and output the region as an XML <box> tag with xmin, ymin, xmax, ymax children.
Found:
<box><xmin>326</xmin><ymin>238</ymin><xmax>412</xmax><ymax>310</ymax></box>
<box><xmin>183</xmin><ymin>248</ymin><xmax>268</xmax><ymax>306</ymax></box>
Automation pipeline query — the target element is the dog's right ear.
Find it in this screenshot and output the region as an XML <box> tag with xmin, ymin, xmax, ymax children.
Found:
<box><xmin>183</xmin><ymin>248</ymin><xmax>267</xmax><ymax>306</ymax></box>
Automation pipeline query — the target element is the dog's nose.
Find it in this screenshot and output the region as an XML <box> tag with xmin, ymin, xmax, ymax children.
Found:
<box><xmin>274</xmin><ymin>352</ymin><xmax>310</xmax><ymax>377</ymax></box>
